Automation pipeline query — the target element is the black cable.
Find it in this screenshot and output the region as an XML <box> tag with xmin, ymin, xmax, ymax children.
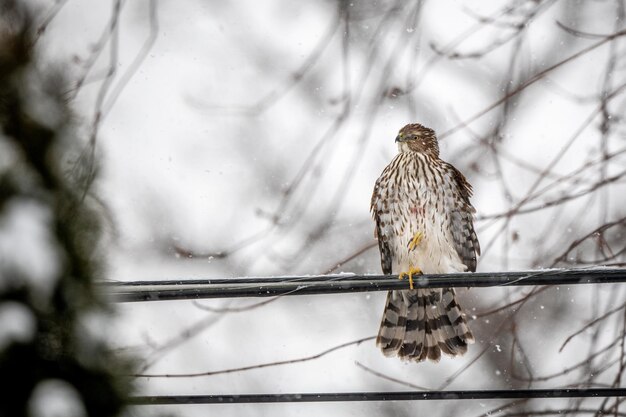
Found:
<box><xmin>105</xmin><ymin>268</ymin><xmax>626</xmax><ymax>302</ymax></box>
<box><xmin>129</xmin><ymin>387</ymin><xmax>626</xmax><ymax>404</ymax></box>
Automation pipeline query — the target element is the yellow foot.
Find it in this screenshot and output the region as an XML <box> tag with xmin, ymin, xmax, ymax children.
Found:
<box><xmin>398</xmin><ymin>266</ymin><xmax>422</xmax><ymax>290</ymax></box>
<box><xmin>407</xmin><ymin>232</ymin><xmax>423</xmax><ymax>252</ymax></box>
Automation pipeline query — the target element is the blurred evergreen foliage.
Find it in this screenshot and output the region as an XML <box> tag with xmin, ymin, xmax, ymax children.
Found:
<box><xmin>0</xmin><ymin>2</ymin><xmax>133</xmax><ymax>416</ymax></box>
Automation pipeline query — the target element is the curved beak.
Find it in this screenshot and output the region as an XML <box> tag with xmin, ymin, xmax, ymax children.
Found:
<box><xmin>395</xmin><ymin>135</ymin><xmax>403</xmax><ymax>143</ymax></box>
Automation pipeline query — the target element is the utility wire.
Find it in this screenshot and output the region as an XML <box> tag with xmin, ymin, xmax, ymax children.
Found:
<box><xmin>129</xmin><ymin>387</ymin><xmax>626</xmax><ymax>404</ymax></box>
<box><xmin>104</xmin><ymin>268</ymin><xmax>626</xmax><ymax>303</ymax></box>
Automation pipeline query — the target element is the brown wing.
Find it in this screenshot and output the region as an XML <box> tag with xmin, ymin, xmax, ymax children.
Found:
<box><xmin>371</xmin><ymin>180</ymin><xmax>393</xmax><ymax>275</ymax></box>
<box><xmin>374</xmin><ymin>213</ymin><xmax>393</xmax><ymax>275</ymax></box>
<box><xmin>443</xmin><ymin>162</ymin><xmax>480</xmax><ymax>272</ymax></box>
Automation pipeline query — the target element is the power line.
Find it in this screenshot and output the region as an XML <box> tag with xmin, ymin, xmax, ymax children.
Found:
<box><xmin>105</xmin><ymin>268</ymin><xmax>626</xmax><ymax>303</ymax></box>
<box><xmin>129</xmin><ymin>388</ymin><xmax>626</xmax><ymax>404</ymax></box>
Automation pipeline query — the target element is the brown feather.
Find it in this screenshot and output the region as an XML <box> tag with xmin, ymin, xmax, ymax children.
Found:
<box><xmin>371</xmin><ymin>123</ymin><xmax>479</xmax><ymax>362</ymax></box>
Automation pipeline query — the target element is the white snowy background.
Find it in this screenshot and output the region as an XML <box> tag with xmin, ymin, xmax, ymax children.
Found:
<box><xmin>20</xmin><ymin>0</ymin><xmax>626</xmax><ymax>416</ymax></box>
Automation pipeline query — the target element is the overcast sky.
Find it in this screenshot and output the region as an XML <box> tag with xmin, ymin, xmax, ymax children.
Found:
<box><xmin>31</xmin><ymin>1</ymin><xmax>626</xmax><ymax>416</ymax></box>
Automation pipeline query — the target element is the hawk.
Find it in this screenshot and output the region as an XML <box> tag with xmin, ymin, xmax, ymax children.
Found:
<box><xmin>371</xmin><ymin>123</ymin><xmax>480</xmax><ymax>362</ymax></box>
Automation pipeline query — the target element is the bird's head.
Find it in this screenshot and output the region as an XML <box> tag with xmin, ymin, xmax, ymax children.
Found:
<box><xmin>395</xmin><ymin>123</ymin><xmax>439</xmax><ymax>158</ymax></box>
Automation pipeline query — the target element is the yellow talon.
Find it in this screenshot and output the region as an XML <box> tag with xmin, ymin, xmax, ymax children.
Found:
<box><xmin>408</xmin><ymin>231</ymin><xmax>423</xmax><ymax>252</ymax></box>
<box><xmin>398</xmin><ymin>266</ymin><xmax>422</xmax><ymax>290</ymax></box>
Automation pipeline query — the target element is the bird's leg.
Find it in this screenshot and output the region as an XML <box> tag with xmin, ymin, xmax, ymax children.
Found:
<box><xmin>408</xmin><ymin>231</ymin><xmax>423</xmax><ymax>252</ymax></box>
<box><xmin>398</xmin><ymin>264</ymin><xmax>422</xmax><ymax>290</ymax></box>
<box><xmin>398</xmin><ymin>232</ymin><xmax>424</xmax><ymax>289</ymax></box>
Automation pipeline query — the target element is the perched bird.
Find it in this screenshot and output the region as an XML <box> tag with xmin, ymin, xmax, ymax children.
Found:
<box><xmin>371</xmin><ymin>123</ymin><xmax>480</xmax><ymax>362</ymax></box>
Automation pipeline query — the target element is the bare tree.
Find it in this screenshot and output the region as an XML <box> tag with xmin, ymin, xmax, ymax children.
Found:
<box><xmin>24</xmin><ymin>0</ymin><xmax>626</xmax><ymax>416</ymax></box>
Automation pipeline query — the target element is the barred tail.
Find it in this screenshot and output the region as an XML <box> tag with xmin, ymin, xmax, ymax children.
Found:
<box><xmin>376</xmin><ymin>288</ymin><xmax>474</xmax><ymax>362</ymax></box>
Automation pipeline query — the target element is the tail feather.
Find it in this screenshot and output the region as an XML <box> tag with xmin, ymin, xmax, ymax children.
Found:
<box><xmin>376</xmin><ymin>288</ymin><xmax>473</xmax><ymax>362</ymax></box>
<box><xmin>377</xmin><ymin>291</ymin><xmax>407</xmax><ymax>356</ymax></box>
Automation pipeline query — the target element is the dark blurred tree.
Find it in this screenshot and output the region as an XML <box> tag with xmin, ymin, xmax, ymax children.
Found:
<box><xmin>0</xmin><ymin>2</ymin><xmax>133</xmax><ymax>417</ymax></box>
